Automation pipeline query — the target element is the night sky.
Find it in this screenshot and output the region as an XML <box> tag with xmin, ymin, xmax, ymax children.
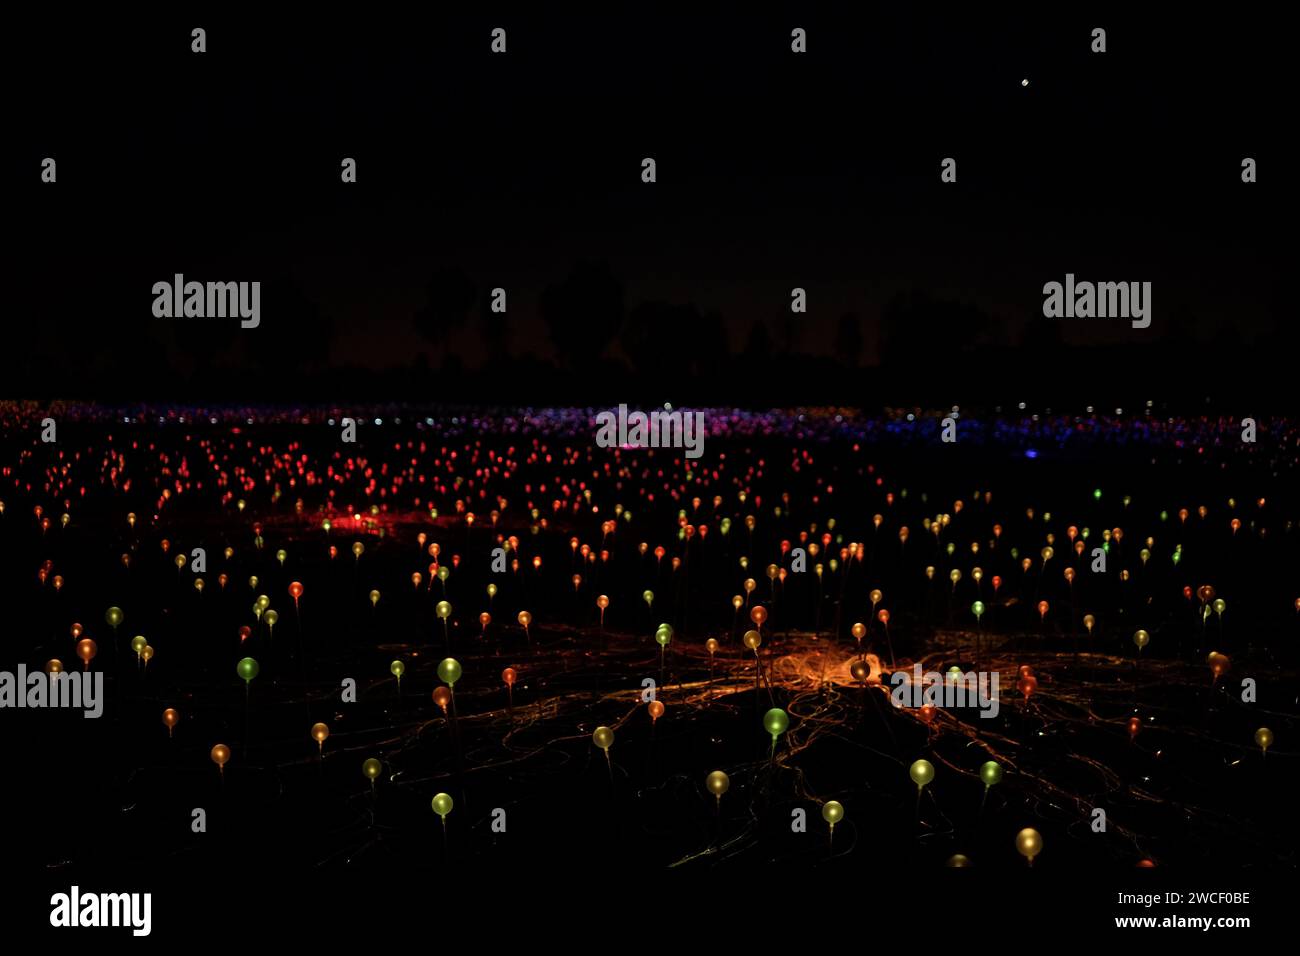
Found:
<box><xmin>9</xmin><ymin>8</ymin><xmax>1283</xmax><ymax>404</ymax></box>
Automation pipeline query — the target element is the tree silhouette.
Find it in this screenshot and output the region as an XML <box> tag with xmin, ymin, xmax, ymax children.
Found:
<box><xmin>743</xmin><ymin>321</ymin><xmax>773</xmax><ymax>361</ymax></box>
<box><xmin>834</xmin><ymin>313</ymin><xmax>863</xmax><ymax>366</ymax></box>
<box><xmin>620</xmin><ymin>300</ymin><xmax>702</xmax><ymax>377</ymax></box>
<box><xmin>251</xmin><ymin>274</ymin><xmax>337</xmax><ymax>376</ymax></box>
<box><xmin>1019</xmin><ymin>314</ymin><xmax>1064</xmax><ymax>349</ymax></box>
<box><xmin>479</xmin><ymin>290</ymin><xmax>511</xmax><ymax>361</ymax></box>
<box><xmin>415</xmin><ymin>268</ymin><xmax>477</xmax><ymax>349</ymax></box>
<box><xmin>539</xmin><ymin>261</ymin><xmax>624</xmax><ymax>371</ymax></box>
<box><xmin>882</xmin><ymin>291</ymin><xmax>991</xmax><ymax>367</ymax></box>
<box><xmin>695</xmin><ymin>310</ymin><xmax>730</xmax><ymax>377</ymax></box>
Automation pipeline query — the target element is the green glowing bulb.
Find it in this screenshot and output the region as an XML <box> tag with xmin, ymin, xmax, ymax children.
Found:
<box><xmin>236</xmin><ymin>657</ymin><xmax>259</xmax><ymax>683</ymax></box>
<box><xmin>437</xmin><ymin>657</ymin><xmax>462</xmax><ymax>686</ymax></box>
<box><xmin>980</xmin><ymin>760</ymin><xmax>1003</xmax><ymax>788</ymax></box>
<box><xmin>910</xmin><ymin>759</ymin><xmax>935</xmax><ymax>788</ymax></box>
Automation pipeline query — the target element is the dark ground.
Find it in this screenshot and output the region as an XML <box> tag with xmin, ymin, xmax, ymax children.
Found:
<box><xmin>2</xmin><ymin>412</ymin><xmax>1296</xmax><ymax>936</ymax></box>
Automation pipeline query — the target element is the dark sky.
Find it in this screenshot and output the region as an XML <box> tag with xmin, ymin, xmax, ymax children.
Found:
<box><xmin>8</xmin><ymin>8</ymin><xmax>1283</xmax><ymax>404</ymax></box>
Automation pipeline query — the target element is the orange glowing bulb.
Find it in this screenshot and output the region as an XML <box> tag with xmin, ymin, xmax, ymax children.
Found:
<box><xmin>76</xmin><ymin>638</ymin><xmax>97</xmax><ymax>669</ymax></box>
<box><xmin>1208</xmin><ymin>651</ymin><xmax>1230</xmax><ymax>679</ymax></box>
<box><xmin>210</xmin><ymin>744</ymin><xmax>230</xmax><ymax>772</ymax></box>
<box><xmin>1016</xmin><ymin>828</ymin><xmax>1042</xmax><ymax>865</ymax></box>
